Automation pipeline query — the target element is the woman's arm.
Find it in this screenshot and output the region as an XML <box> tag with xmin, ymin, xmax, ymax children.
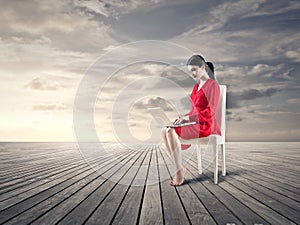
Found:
<box><xmin>206</xmin><ymin>81</ymin><xmax>220</xmax><ymax>117</ymax></box>
<box><xmin>199</xmin><ymin>81</ymin><xmax>220</xmax><ymax>120</ymax></box>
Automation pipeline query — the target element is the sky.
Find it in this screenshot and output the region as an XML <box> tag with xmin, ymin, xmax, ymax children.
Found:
<box><xmin>0</xmin><ymin>0</ymin><xmax>300</xmax><ymax>142</ymax></box>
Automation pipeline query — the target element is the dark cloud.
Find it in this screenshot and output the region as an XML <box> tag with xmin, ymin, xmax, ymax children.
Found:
<box><xmin>226</xmin><ymin>93</ymin><xmax>239</xmax><ymax>109</ymax></box>
<box><xmin>226</xmin><ymin>110</ymin><xmax>245</xmax><ymax>122</ymax></box>
<box><xmin>227</xmin><ymin>87</ymin><xmax>281</xmax><ymax>109</ymax></box>
<box><xmin>240</xmin><ymin>88</ymin><xmax>280</xmax><ymax>100</ymax></box>
<box><xmin>109</xmin><ymin>0</ymin><xmax>208</xmax><ymax>40</ymax></box>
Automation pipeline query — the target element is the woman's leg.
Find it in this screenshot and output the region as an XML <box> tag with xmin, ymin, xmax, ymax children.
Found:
<box><xmin>165</xmin><ymin>128</ymin><xmax>185</xmax><ymax>185</ymax></box>
<box><xmin>161</xmin><ymin>127</ymin><xmax>172</xmax><ymax>155</ymax></box>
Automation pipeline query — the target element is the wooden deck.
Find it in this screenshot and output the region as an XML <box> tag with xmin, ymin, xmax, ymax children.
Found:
<box><xmin>0</xmin><ymin>142</ymin><xmax>299</xmax><ymax>225</ymax></box>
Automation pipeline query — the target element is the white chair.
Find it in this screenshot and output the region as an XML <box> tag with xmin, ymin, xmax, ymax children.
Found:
<box><xmin>180</xmin><ymin>85</ymin><xmax>227</xmax><ymax>184</ymax></box>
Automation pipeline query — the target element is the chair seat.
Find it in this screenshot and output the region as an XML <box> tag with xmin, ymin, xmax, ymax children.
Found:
<box><xmin>180</xmin><ymin>134</ymin><xmax>223</xmax><ymax>144</ymax></box>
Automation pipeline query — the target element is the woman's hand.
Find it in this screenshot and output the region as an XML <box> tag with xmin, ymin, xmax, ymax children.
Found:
<box><xmin>173</xmin><ymin>117</ymin><xmax>182</xmax><ymax>125</ymax></box>
<box><xmin>173</xmin><ymin>116</ymin><xmax>189</xmax><ymax>125</ymax></box>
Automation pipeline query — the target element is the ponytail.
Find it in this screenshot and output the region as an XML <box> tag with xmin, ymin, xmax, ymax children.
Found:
<box><xmin>206</xmin><ymin>62</ymin><xmax>214</xmax><ymax>74</ymax></box>
<box><xmin>205</xmin><ymin>61</ymin><xmax>217</xmax><ymax>81</ymax></box>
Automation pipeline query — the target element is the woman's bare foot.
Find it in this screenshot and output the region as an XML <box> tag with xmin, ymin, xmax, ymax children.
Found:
<box><xmin>170</xmin><ymin>167</ymin><xmax>186</xmax><ymax>186</ymax></box>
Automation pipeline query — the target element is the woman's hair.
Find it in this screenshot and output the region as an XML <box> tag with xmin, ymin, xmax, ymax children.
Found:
<box><xmin>186</xmin><ymin>55</ymin><xmax>216</xmax><ymax>81</ymax></box>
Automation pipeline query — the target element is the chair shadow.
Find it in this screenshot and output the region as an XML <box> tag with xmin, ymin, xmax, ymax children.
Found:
<box><xmin>183</xmin><ymin>169</ymin><xmax>248</xmax><ymax>185</ymax></box>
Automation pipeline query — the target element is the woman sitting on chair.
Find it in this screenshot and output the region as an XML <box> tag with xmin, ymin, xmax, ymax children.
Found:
<box><xmin>161</xmin><ymin>54</ymin><xmax>221</xmax><ymax>186</ymax></box>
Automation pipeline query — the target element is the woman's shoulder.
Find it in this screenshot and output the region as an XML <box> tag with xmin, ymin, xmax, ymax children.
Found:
<box><xmin>207</xmin><ymin>79</ymin><xmax>218</xmax><ymax>84</ymax></box>
<box><xmin>206</xmin><ymin>79</ymin><xmax>219</xmax><ymax>87</ymax></box>
<box><xmin>202</xmin><ymin>79</ymin><xmax>220</xmax><ymax>93</ymax></box>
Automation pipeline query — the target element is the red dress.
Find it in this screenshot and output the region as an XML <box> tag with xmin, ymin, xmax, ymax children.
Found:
<box><xmin>174</xmin><ymin>79</ymin><xmax>221</xmax><ymax>148</ymax></box>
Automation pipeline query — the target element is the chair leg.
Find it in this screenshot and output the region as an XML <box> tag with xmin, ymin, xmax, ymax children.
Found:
<box><xmin>196</xmin><ymin>144</ymin><xmax>202</xmax><ymax>174</ymax></box>
<box><xmin>221</xmin><ymin>144</ymin><xmax>226</xmax><ymax>176</ymax></box>
<box><xmin>214</xmin><ymin>145</ymin><xmax>218</xmax><ymax>184</ymax></box>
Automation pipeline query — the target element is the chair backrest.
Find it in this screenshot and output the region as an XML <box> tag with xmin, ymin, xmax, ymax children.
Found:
<box><xmin>215</xmin><ymin>85</ymin><xmax>227</xmax><ymax>143</ymax></box>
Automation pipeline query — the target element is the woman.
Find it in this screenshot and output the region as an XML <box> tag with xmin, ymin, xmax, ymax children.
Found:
<box><xmin>161</xmin><ymin>55</ymin><xmax>221</xmax><ymax>186</ymax></box>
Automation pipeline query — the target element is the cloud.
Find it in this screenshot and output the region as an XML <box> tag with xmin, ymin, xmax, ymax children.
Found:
<box><xmin>171</xmin><ymin>1</ymin><xmax>299</xmax><ymax>66</ymax></box>
<box><xmin>24</xmin><ymin>73</ymin><xmax>80</xmax><ymax>91</ymax></box>
<box><xmin>0</xmin><ymin>0</ymin><xmax>119</xmax><ymax>55</ymax></box>
<box><xmin>74</xmin><ymin>0</ymin><xmax>119</xmax><ymax>18</ymax></box>
<box><xmin>175</xmin><ymin>0</ymin><xmax>267</xmax><ymax>38</ymax></box>
<box><xmin>133</xmin><ymin>96</ymin><xmax>174</xmax><ymax>112</ymax></box>
<box><xmin>285</xmin><ymin>49</ymin><xmax>300</xmax><ymax>62</ymax></box>
<box><xmin>94</xmin><ymin>62</ymin><xmax>194</xmax><ymax>99</ymax></box>
<box><xmin>25</xmin><ymin>77</ymin><xmax>61</xmax><ymax>90</ymax></box>
<box><xmin>1</xmin><ymin>0</ymin><xmax>299</xmax><ymax>142</ymax></box>
<box><xmin>227</xmin><ymin>87</ymin><xmax>281</xmax><ymax>109</ymax></box>
<box><xmin>239</xmin><ymin>88</ymin><xmax>280</xmax><ymax>100</ymax></box>
<box><xmin>32</xmin><ymin>103</ymin><xmax>69</xmax><ymax>111</ymax></box>
<box><xmin>287</xmin><ymin>98</ymin><xmax>300</xmax><ymax>104</ymax></box>
<box><xmin>211</xmin><ymin>0</ymin><xmax>267</xmax><ymax>24</ymax></box>
<box><xmin>1</xmin><ymin>1</ymin><xmax>89</xmax><ymax>34</ymax></box>
<box><xmin>74</xmin><ymin>0</ymin><xmax>165</xmax><ymax>20</ymax></box>
<box><xmin>244</xmin><ymin>0</ymin><xmax>300</xmax><ymax>18</ymax></box>
<box><xmin>226</xmin><ymin>111</ymin><xmax>244</xmax><ymax>122</ymax></box>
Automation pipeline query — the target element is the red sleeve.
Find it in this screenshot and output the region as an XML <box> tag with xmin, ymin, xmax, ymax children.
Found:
<box><xmin>200</xmin><ymin>81</ymin><xmax>220</xmax><ymax>120</ymax></box>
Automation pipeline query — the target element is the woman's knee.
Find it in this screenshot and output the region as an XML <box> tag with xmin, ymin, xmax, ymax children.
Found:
<box><xmin>161</xmin><ymin>127</ymin><xmax>172</xmax><ymax>137</ymax></box>
<box><xmin>166</xmin><ymin>127</ymin><xmax>176</xmax><ymax>137</ymax></box>
<box><xmin>161</xmin><ymin>127</ymin><xmax>167</xmax><ymax>137</ymax></box>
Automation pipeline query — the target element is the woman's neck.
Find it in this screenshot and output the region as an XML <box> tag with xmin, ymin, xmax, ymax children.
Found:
<box><xmin>197</xmin><ymin>78</ymin><xmax>209</xmax><ymax>91</ymax></box>
<box><xmin>199</xmin><ymin>77</ymin><xmax>209</xmax><ymax>84</ymax></box>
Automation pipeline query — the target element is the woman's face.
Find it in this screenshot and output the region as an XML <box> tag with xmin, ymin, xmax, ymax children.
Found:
<box><xmin>188</xmin><ymin>64</ymin><xmax>205</xmax><ymax>79</ymax></box>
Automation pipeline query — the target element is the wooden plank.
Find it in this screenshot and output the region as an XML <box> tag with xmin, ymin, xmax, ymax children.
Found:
<box><xmin>187</xmin><ymin>159</ymin><xmax>271</xmax><ymax>225</ymax></box>
<box><xmin>0</xmin><ymin>149</ymin><xmax>136</xmax><ymax>224</ymax></box>
<box><xmin>27</xmin><ymin>149</ymin><xmax>144</xmax><ymax>225</ymax></box>
<box><xmin>229</xmin><ymin>155</ymin><xmax>300</xmax><ymax>182</ymax></box>
<box><xmin>0</xmin><ymin>149</ymin><xmax>133</xmax><ymax>210</ymax></box>
<box><xmin>218</xmin><ymin>172</ymin><xmax>300</xmax><ymax>223</ymax></box>
<box><xmin>184</xmin><ymin>170</ymin><xmax>243</xmax><ymax>225</ymax></box>
<box><xmin>111</xmin><ymin>147</ymin><xmax>153</xmax><ymax>225</ymax></box>
<box><xmin>0</xmin><ymin>147</ymin><xmax>81</xmax><ymax>173</ymax></box>
<box><xmin>221</xmin><ymin>175</ymin><xmax>299</xmax><ymax>224</ymax></box>
<box><xmin>0</xmin><ymin>165</ymin><xmax>95</xmax><ymax>224</ymax></box>
<box><xmin>0</xmin><ymin>149</ymin><xmax>82</xmax><ymax>176</ymax></box>
<box><xmin>161</xmin><ymin>146</ymin><xmax>243</xmax><ymax>225</ymax></box>
<box><xmin>190</xmin><ymin>142</ymin><xmax>300</xmax><ymax>224</ymax></box>
<box><xmin>225</xmin><ymin>163</ymin><xmax>300</xmax><ymax>202</ymax></box>
<box><xmin>0</xmin><ymin>156</ymin><xmax>79</xmax><ymax>187</ymax></box>
<box><xmin>225</xmin><ymin>143</ymin><xmax>300</xmax><ymax>181</ymax></box>
<box><xmin>84</xmin><ymin>149</ymin><xmax>149</xmax><ymax>225</ymax></box>
<box><xmin>54</xmin><ymin>149</ymin><xmax>146</xmax><ymax>225</ymax></box>
<box><xmin>5</xmin><ymin>173</ymin><xmax>102</xmax><ymax>225</ymax></box>
<box><xmin>0</xmin><ymin>142</ymin><xmax>299</xmax><ymax>225</ymax></box>
<box><xmin>227</xmin><ymin>156</ymin><xmax>300</xmax><ymax>193</ymax></box>
<box><xmin>0</xmin><ymin>157</ymin><xmax>88</xmax><ymax>195</ymax></box>
<box><xmin>160</xmin><ymin>146</ymin><xmax>217</xmax><ymax>225</ymax></box>
<box><xmin>0</xmin><ymin>148</ymin><xmax>132</xmax><ymax>201</ymax></box>
<box><xmin>157</xmin><ymin>148</ymin><xmax>191</xmax><ymax>225</ymax></box>
<box><xmin>139</xmin><ymin>146</ymin><xmax>163</xmax><ymax>225</ymax></box>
